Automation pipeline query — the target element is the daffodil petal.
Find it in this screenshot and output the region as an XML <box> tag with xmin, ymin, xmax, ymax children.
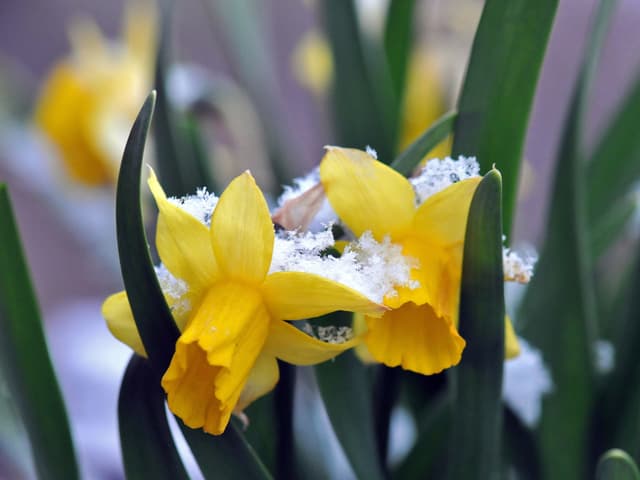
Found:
<box><xmin>235</xmin><ymin>353</ymin><xmax>280</xmax><ymax>412</ymax></box>
<box><xmin>413</xmin><ymin>177</ymin><xmax>480</xmax><ymax>246</ymax></box>
<box><xmin>319</xmin><ymin>146</ymin><xmax>415</xmax><ymax>239</ymax></box>
<box><xmin>262</xmin><ymin>271</ymin><xmax>385</xmax><ymax>321</ymax></box>
<box><xmin>264</xmin><ymin>320</ymin><xmax>358</xmax><ymax>366</ymax></box>
<box><xmin>505</xmin><ymin>315</ymin><xmax>521</xmax><ymax>359</ymax></box>
<box><xmin>148</xmin><ymin>170</ymin><xmax>219</xmax><ymax>292</ymax></box>
<box><xmin>214</xmin><ymin>304</ymin><xmax>271</xmax><ymax>405</ymax></box>
<box><xmin>179</xmin><ymin>283</ymin><xmax>267</xmax><ymax>369</ymax></box>
<box><xmin>365</xmin><ymin>302</ymin><xmax>465</xmax><ymax>375</ymax></box>
<box><xmin>210</xmin><ymin>171</ymin><xmax>274</xmax><ymax>284</ymax></box>
<box><xmin>101</xmin><ymin>291</ymin><xmax>146</xmax><ymax>357</ymax></box>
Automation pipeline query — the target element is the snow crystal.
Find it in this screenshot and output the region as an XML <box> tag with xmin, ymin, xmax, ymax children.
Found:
<box><xmin>299</xmin><ymin>323</ymin><xmax>353</xmax><ymax>345</ymax></box>
<box><xmin>316</xmin><ymin>325</ymin><xmax>354</xmax><ymax>344</ymax></box>
<box><xmin>502</xmin><ymin>338</ymin><xmax>554</xmax><ymax>428</ymax></box>
<box><xmin>155</xmin><ymin>264</ymin><xmax>191</xmax><ymax>318</ymax></box>
<box><xmin>269</xmin><ymin>229</ymin><xmax>417</xmax><ymax>303</ymax></box>
<box><xmin>503</xmin><ymin>247</ymin><xmax>537</xmax><ymax>283</ymax></box>
<box><xmin>366</xmin><ymin>145</ymin><xmax>378</xmax><ymax>159</ymax></box>
<box><xmin>278</xmin><ymin>168</ymin><xmax>321</xmax><ymax>206</ymax></box>
<box><xmin>168</xmin><ymin>188</ymin><xmax>219</xmax><ymax>226</ymax></box>
<box><xmin>411</xmin><ymin>156</ymin><xmax>480</xmax><ymax>204</ymax></box>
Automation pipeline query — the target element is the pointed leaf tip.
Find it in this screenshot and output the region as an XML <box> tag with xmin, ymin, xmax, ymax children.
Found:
<box><xmin>596</xmin><ymin>449</ymin><xmax>640</xmax><ymax>480</ymax></box>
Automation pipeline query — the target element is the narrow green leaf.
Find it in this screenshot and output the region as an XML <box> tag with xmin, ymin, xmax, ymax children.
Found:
<box><xmin>587</xmin><ymin>73</ymin><xmax>640</xmax><ymax>243</ymax></box>
<box><xmin>0</xmin><ymin>185</ymin><xmax>79</xmax><ymax>480</ymax></box>
<box><xmin>390</xmin><ymin>110</ymin><xmax>457</xmax><ymax>176</ymax></box>
<box><xmin>383</xmin><ymin>0</ymin><xmax>416</xmax><ymax>103</ymax></box>
<box><xmin>153</xmin><ymin>0</ymin><xmax>214</xmax><ymax>196</ymax></box>
<box><xmin>596</xmin><ymin>246</ymin><xmax>640</xmax><ymax>459</ymax></box>
<box><xmin>452</xmin><ymin>0</ymin><xmax>558</xmax><ymax>236</ymax></box>
<box><xmin>117</xmin><ymin>93</ymin><xmax>272</xmax><ymax>479</ymax></box>
<box><xmin>597</xmin><ymin>450</ymin><xmax>640</xmax><ymax>480</ymax></box>
<box><xmin>448</xmin><ymin>169</ymin><xmax>504</xmax><ymax>480</ymax></box>
<box><xmin>321</xmin><ymin>0</ymin><xmax>396</xmax><ymax>163</ymax></box>
<box><xmin>590</xmin><ymin>191</ymin><xmax>637</xmax><ymax>259</ymax></box>
<box><xmin>393</xmin><ymin>393</ymin><xmax>450</xmax><ymax>479</ymax></box>
<box><xmin>315</xmin><ymin>312</ymin><xmax>386</xmax><ymax>480</ymax></box>
<box><xmin>118</xmin><ymin>355</ymin><xmax>189</xmax><ymax>480</ymax></box>
<box><xmin>519</xmin><ymin>97</ymin><xmax>597</xmax><ymax>480</ymax></box>
<box><xmin>503</xmin><ymin>406</ymin><xmax>541</xmax><ymax>480</ymax></box>
<box><xmin>241</xmin><ymin>398</ymin><xmax>276</xmax><ymax>474</ymax></box>
<box><xmin>519</xmin><ymin>1</ymin><xmax>618</xmax><ymax>477</ymax></box>
<box><xmin>179</xmin><ymin>420</ymin><xmax>272</xmax><ymax>480</ymax></box>
<box><xmin>117</xmin><ymin>91</ymin><xmax>180</xmax><ymax>377</ymax></box>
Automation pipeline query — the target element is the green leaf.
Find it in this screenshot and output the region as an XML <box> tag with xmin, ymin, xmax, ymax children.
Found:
<box><xmin>503</xmin><ymin>406</ymin><xmax>541</xmax><ymax>480</ymax></box>
<box><xmin>0</xmin><ymin>185</ymin><xmax>79</xmax><ymax>480</ymax></box>
<box><xmin>153</xmin><ymin>0</ymin><xmax>215</xmax><ymax>197</ymax></box>
<box><xmin>117</xmin><ymin>92</ymin><xmax>272</xmax><ymax>480</ymax></box>
<box><xmin>451</xmin><ymin>0</ymin><xmax>558</xmax><ymax>236</ymax></box>
<box><xmin>372</xmin><ymin>366</ymin><xmax>400</xmax><ymax>466</ymax></box>
<box><xmin>519</xmin><ymin>1</ymin><xmax>619</xmax><ymax>477</ymax></box>
<box><xmin>448</xmin><ymin>169</ymin><xmax>504</xmax><ymax>480</ymax></box>
<box><xmin>321</xmin><ymin>0</ymin><xmax>396</xmax><ymax>163</ymax></box>
<box><xmin>596</xmin><ymin>246</ymin><xmax>640</xmax><ymax>459</ymax></box>
<box><xmin>117</xmin><ymin>91</ymin><xmax>180</xmax><ymax>377</ymax></box>
<box><xmin>587</xmin><ymin>73</ymin><xmax>640</xmax><ymax>248</ymax></box>
<box><xmin>390</xmin><ymin>110</ymin><xmax>457</xmax><ymax>176</ymax></box>
<box><xmin>315</xmin><ymin>314</ymin><xmax>386</xmax><ymax>480</ymax></box>
<box><xmin>179</xmin><ymin>420</ymin><xmax>272</xmax><ymax>480</ymax></box>
<box><xmin>383</xmin><ymin>0</ymin><xmax>416</xmax><ymax>104</ymax></box>
<box><xmin>242</xmin><ymin>396</ymin><xmax>277</xmax><ymax>475</ymax></box>
<box><xmin>518</xmin><ymin>96</ymin><xmax>597</xmax><ymax>480</ymax></box>
<box><xmin>596</xmin><ymin>450</ymin><xmax>640</xmax><ymax>480</ymax></box>
<box><xmin>118</xmin><ymin>355</ymin><xmax>189</xmax><ymax>480</ymax></box>
<box><xmin>393</xmin><ymin>392</ymin><xmax>450</xmax><ymax>479</ymax></box>
<box><xmin>589</xmin><ymin>191</ymin><xmax>637</xmax><ymax>259</ymax></box>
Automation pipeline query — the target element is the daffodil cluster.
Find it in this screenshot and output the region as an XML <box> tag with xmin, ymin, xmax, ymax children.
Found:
<box><xmin>102</xmin><ymin>147</ymin><xmax>533</xmax><ymax>435</ymax></box>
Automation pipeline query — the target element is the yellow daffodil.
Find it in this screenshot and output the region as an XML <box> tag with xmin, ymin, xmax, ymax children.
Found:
<box><xmin>34</xmin><ymin>1</ymin><xmax>155</xmax><ymax>185</ymax></box>
<box><xmin>319</xmin><ymin>147</ymin><xmax>519</xmax><ymax>375</ymax></box>
<box><xmin>103</xmin><ymin>170</ymin><xmax>384</xmax><ymax>434</ymax></box>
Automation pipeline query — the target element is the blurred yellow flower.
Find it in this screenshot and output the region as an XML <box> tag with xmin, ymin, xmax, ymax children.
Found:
<box><xmin>103</xmin><ymin>170</ymin><xmax>384</xmax><ymax>435</ymax></box>
<box><xmin>34</xmin><ymin>1</ymin><xmax>155</xmax><ymax>185</ymax></box>
<box><xmin>398</xmin><ymin>51</ymin><xmax>451</xmax><ymax>162</ymax></box>
<box><xmin>320</xmin><ymin>147</ymin><xmax>518</xmax><ymax>375</ymax></box>
<box><xmin>291</xmin><ymin>30</ymin><xmax>333</xmax><ymax>98</ymax></box>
